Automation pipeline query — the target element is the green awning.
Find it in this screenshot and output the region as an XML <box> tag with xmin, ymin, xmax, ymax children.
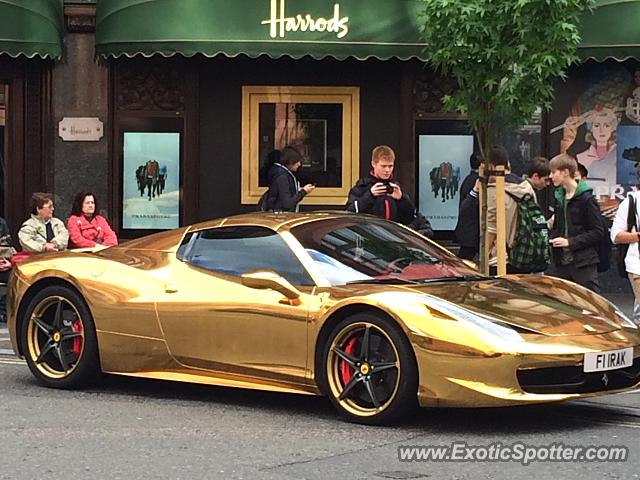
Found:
<box><xmin>579</xmin><ymin>0</ymin><xmax>640</xmax><ymax>61</ymax></box>
<box><xmin>95</xmin><ymin>0</ymin><xmax>427</xmax><ymax>61</ymax></box>
<box><xmin>0</xmin><ymin>0</ymin><xmax>63</xmax><ymax>59</ymax></box>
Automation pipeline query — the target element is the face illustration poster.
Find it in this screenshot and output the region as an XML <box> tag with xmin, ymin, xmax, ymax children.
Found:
<box><xmin>418</xmin><ymin>134</ymin><xmax>474</xmax><ymax>231</ymax></box>
<box><xmin>549</xmin><ymin>63</ymin><xmax>640</xmax><ymax>217</ymax></box>
<box><xmin>123</xmin><ymin>132</ymin><xmax>180</xmax><ymax>229</ymax></box>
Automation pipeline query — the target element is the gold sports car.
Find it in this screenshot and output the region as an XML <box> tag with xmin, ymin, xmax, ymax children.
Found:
<box><xmin>6</xmin><ymin>212</ymin><xmax>640</xmax><ymax>424</ymax></box>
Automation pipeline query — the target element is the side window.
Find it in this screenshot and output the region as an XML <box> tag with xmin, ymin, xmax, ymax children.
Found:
<box><xmin>176</xmin><ymin>232</ymin><xmax>196</xmax><ymax>261</ymax></box>
<box><xmin>182</xmin><ymin>226</ymin><xmax>314</xmax><ymax>286</ymax></box>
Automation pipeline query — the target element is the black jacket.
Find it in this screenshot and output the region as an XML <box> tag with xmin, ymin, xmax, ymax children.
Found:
<box><xmin>455</xmin><ymin>189</ymin><xmax>479</xmax><ymax>249</ymax></box>
<box><xmin>346</xmin><ymin>175</ymin><xmax>415</xmax><ymax>224</ymax></box>
<box><xmin>458</xmin><ymin>171</ymin><xmax>478</xmax><ymax>209</ymax></box>
<box><xmin>533</xmin><ymin>183</ymin><xmax>555</xmax><ymax>220</ymax></box>
<box><xmin>0</xmin><ymin>217</ymin><xmax>12</xmax><ymax>283</ymax></box>
<box><xmin>0</xmin><ymin>217</ymin><xmax>9</xmax><ymax>240</ymax></box>
<box><xmin>266</xmin><ymin>164</ymin><xmax>307</xmax><ymax>212</ymax></box>
<box><xmin>550</xmin><ymin>181</ymin><xmax>604</xmax><ymax>268</ymax></box>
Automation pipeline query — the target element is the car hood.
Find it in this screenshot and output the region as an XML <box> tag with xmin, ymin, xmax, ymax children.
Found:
<box><xmin>334</xmin><ymin>275</ymin><xmax>628</xmax><ymax>336</ymax></box>
<box><xmin>404</xmin><ymin>277</ymin><xmax>625</xmax><ymax>336</ymax></box>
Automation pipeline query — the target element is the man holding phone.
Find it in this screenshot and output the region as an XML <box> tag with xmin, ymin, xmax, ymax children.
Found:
<box><xmin>347</xmin><ymin>145</ymin><xmax>432</xmax><ymax>237</ymax></box>
<box><xmin>549</xmin><ymin>153</ymin><xmax>603</xmax><ymax>292</ymax></box>
<box><xmin>264</xmin><ymin>146</ymin><xmax>315</xmax><ymax>212</ymax></box>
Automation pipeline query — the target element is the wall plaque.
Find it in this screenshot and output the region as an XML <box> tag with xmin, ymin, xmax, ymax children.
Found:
<box><xmin>58</xmin><ymin>117</ymin><xmax>104</xmax><ymax>141</ymax></box>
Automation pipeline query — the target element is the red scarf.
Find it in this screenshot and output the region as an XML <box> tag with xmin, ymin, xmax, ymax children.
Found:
<box><xmin>370</xmin><ymin>170</ymin><xmax>392</xmax><ymax>219</ymax></box>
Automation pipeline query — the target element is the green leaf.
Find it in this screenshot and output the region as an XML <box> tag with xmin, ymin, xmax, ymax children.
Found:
<box><xmin>417</xmin><ymin>0</ymin><xmax>588</xmax><ymax>155</ymax></box>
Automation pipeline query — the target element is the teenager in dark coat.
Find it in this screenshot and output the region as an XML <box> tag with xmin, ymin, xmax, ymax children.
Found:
<box><xmin>455</xmin><ymin>184</ymin><xmax>479</xmax><ymax>260</ymax></box>
<box><xmin>458</xmin><ymin>153</ymin><xmax>480</xmax><ymax>209</ymax></box>
<box><xmin>346</xmin><ymin>176</ymin><xmax>415</xmax><ymax>224</ymax></box>
<box><xmin>346</xmin><ymin>145</ymin><xmax>433</xmax><ymax>238</ymax></box>
<box><xmin>549</xmin><ymin>154</ymin><xmax>604</xmax><ymax>292</ymax></box>
<box><xmin>265</xmin><ymin>146</ymin><xmax>315</xmax><ymax>212</ymax></box>
<box><xmin>454</xmin><ymin>153</ymin><xmax>481</xmax><ymax>259</ymax></box>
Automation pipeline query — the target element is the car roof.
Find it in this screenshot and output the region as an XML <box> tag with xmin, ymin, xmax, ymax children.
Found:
<box><xmin>186</xmin><ymin>210</ymin><xmax>365</xmax><ymax>233</ymax></box>
<box><xmin>114</xmin><ymin>211</ymin><xmax>367</xmax><ymax>251</ymax></box>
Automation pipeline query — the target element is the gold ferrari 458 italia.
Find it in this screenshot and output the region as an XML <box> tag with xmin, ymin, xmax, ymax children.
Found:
<box><xmin>6</xmin><ymin>212</ymin><xmax>640</xmax><ymax>424</ymax></box>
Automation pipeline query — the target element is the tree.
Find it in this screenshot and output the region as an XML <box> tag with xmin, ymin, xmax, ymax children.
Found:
<box><xmin>418</xmin><ymin>0</ymin><xmax>594</xmax><ymax>273</ymax></box>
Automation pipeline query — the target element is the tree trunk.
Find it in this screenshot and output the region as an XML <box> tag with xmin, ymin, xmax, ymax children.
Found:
<box><xmin>477</xmin><ymin>126</ymin><xmax>490</xmax><ymax>275</ymax></box>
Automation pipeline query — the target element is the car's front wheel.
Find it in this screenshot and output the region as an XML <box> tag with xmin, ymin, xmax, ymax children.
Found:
<box><xmin>20</xmin><ymin>285</ymin><xmax>100</xmax><ymax>388</ymax></box>
<box><xmin>322</xmin><ymin>312</ymin><xmax>418</xmax><ymax>425</ymax></box>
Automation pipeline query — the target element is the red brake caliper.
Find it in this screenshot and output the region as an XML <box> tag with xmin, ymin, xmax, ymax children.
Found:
<box><xmin>339</xmin><ymin>337</ymin><xmax>358</xmax><ymax>385</ymax></box>
<box><xmin>72</xmin><ymin>318</ymin><xmax>83</xmax><ymax>356</ymax></box>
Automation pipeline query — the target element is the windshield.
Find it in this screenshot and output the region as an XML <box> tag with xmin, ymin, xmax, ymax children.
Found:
<box><xmin>290</xmin><ymin>216</ymin><xmax>483</xmax><ymax>286</ymax></box>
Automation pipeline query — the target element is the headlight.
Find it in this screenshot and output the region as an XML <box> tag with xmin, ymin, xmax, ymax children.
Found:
<box><xmin>614</xmin><ymin>308</ymin><xmax>638</xmax><ymax>329</ymax></box>
<box><xmin>597</xmin><ymin>294</ymin><xmax>638</xmax><ymax>329</ymax></box>
<box><xmin>422</xmin><ymin>295</ymin><xmax>524</xmax><ymax>342</ymax></box>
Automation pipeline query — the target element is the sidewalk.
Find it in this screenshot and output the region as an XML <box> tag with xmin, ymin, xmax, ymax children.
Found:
<box><xmin>0</xmin><ymin>323</ymin><xmax>12</xmax><ymax>356</ymax></box>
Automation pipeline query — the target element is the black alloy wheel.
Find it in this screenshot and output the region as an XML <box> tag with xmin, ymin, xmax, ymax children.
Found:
<box><xmin>322</xmin><ymin>312</ymin><xmax>418</xmax><ymax>425</ymax></box>
<box><xmin>20</xmin><ymin>285</ymin><xmax>100</xmax><ymax>388</ymax></box>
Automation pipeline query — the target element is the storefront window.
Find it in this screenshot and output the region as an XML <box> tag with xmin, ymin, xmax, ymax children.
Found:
<box><xmin>258</xmin><ymin>103</ymin><xmax>343</xmax><ymax>188</ymax></box>
<box><xmin>242</xmin><ymin>86</ymin><xmax>359</xmax><ymax>205</ymax></box>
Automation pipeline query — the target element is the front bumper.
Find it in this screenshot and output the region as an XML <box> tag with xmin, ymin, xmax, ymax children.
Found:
<box><xmin>411</xmin><ymin>331</ymin><xmax>640</xmax><ymax>408</ymax></box>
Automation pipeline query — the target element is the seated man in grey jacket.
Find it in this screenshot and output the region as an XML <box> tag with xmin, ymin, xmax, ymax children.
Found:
<box><xmin>18</xmin><ymin>192</ymin><xmax>69</xmax><ymax>253</ymax></box>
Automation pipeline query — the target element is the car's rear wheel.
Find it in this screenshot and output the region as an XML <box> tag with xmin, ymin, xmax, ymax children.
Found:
<box><xmin>20</xmin><ymin>285</ymin><xmax>99</xmax><ymax>388</ymax></box>
<box><xmin>322</xmin><ymin>312</ymin><xmax>418</xmax><ymax>425</ymax></box>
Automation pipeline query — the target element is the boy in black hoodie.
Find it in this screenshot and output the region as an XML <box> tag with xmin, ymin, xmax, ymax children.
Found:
<box><xmin>347</xmin><ymin>145</ymin><xmax>414</xmax><ymax>222</ymax></box>
<box><xmin>549</xmin><ymin>153</ymin><xmax>604</xmax><ymax>292</ymax></box>
<box><xmin>346</xmin><ymin>145</ymin><xmax>433</xmax><ymax>237</ymax></box>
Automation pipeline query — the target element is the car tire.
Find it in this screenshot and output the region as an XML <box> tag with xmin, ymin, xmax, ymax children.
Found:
<box><xmin>321</xmin><ymin>312</ymin><xmax>418</xmax><ymax>425</ymax></box>
<box><xmin>20</xmin><ymin>285</ymin><xmax>100</xmax><ymax>389</ymax></box>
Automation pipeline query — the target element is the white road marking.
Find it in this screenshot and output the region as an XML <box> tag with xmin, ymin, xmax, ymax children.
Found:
<box><xmin>0</xmin><ymin>358</ymin><xmax>25</xmax><ymax>365</ymax></box>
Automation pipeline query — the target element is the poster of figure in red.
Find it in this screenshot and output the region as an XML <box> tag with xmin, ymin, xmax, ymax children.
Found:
<box><xmin>122</xmin><ymin>132</ymin><xmax>180</xmax><ymax>229</ymax></box>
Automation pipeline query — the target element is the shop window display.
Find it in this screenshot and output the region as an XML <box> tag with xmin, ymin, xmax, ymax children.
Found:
<box><xmin>241</xmin><ymin>86</ymin><xmax>359</xmax><ymax>205</ymax></box>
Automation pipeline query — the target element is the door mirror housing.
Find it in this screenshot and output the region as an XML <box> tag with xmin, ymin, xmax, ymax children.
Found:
<box><xmin>241</xmin><ymin>270</ymin><xmax>301</xmax><ymax>300</ymax></box>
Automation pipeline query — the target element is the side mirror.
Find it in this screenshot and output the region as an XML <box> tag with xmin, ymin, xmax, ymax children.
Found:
<box><xmin>240</xmin><ymin>270</ymin><xmax>301</xmax><ymax>301</ymax></box>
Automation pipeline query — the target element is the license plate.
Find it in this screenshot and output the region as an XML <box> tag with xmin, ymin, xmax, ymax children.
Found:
<box><xmin>583</xmin><ymin>347</ymin><xmax>634</xmax><ymax>373</ymax></box>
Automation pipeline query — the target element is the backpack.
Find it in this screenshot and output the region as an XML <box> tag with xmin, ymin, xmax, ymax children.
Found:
<box><xmin>408</xmin><ymin>211</ymin><xmax>434</xmax><ymax>239</ymax></box>
<box><xmin>597</xmin><ymin>214</ymin><xmax>612</xmax><ymax>273</ymax></box>
<box><xmin>146</xmin><ymin>160</ymin><xmax>158</xmax><ymax>177</ymax></box>
<box><xmin>507</xmin><ymin>192</ymin><xmax>551</xmax><ymax>272</ymax></box>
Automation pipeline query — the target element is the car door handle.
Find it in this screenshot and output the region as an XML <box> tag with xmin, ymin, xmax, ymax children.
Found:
<box><xmin>164</xmin><ymin>283</ymin><xmax>178</xmax><ymax>293</ymax></box>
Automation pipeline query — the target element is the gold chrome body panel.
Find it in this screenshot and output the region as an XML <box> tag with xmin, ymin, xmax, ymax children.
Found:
<box><xmin>7</xmin><ymin>212</ymin><xmax>640</xmax><ymax>406</ymax></box>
